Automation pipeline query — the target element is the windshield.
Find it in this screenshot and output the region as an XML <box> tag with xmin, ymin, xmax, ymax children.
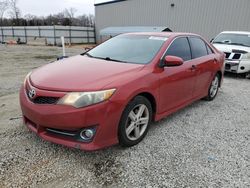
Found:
<box><xmin>213</xmin><ymin>33</ymin><xmax>250</xmax><ymax>47</ymax></box>
<box><xmin>86</xmin><ymin>35</ymin><xmax>167</xmax><ymax>64</ymax></box>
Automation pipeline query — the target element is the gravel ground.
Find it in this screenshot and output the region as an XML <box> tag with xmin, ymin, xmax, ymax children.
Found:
<box><xmin>0</xmin><ymin>45</ymin><xmax>249</xmax><ymax>188</ymax></box>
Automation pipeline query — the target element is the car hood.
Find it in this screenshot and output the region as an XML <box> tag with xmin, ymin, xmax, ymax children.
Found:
<box><xmin>213</xmin><ymin>43</ymin><xmax>250</xmax><ymax>53</ymax></box>
<box><xmin>30</xmin><ymin>55</ymin><xmax>145</xmax><ymax>91</ymax></box>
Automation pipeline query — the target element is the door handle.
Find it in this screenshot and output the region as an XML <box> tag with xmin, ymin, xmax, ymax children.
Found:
<box><xmin>190</xmin><ymin>65</ymin><xmax>196</xmax><ymax>71</ymax></box>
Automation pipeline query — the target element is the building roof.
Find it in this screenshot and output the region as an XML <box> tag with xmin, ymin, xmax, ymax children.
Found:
<box><xmin>94</xmin><ymin>0</ymin><xmax>126</xmax><ymax>6</ymax></box>
<box><xmin>99</xmin><ymin>26</ymin><xmax>172</xmax><ymax>36</ymax></box>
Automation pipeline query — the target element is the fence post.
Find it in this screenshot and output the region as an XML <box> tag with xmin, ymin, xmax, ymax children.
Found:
<box><xmin>53</xmin><ymin>25</ymin><xmax>56</xmax><ymax>46</ymax></box>
<box><xmin>93</xmin><ymin>25</ymin><xmax>96</xmax><ymax>44</ymax></box>
<box><xmin>87</xmin><ymin>27</ymin><xmax>89</xmax><ymax>44</ymax></box>
<box><xmin>38</xmin><ymin>26</ymin><xmax>41</xmax><ymax>38</ymax></box>
<box><xmin>12</xmin><ymin>26</ymin><xmax>14</xmax><ymax>38</ymax></box>
<box><xmin>69</xmin><ymin>26</ymin><xmax>72</xmax><ymax>45</ymax></box>
<box><xmin>1</xmin><ymin>27</ymin><xmax>4</xmax><ymax>42</ymax></box>
<box><xmin>24</xmin><ymin>26</ymin><xmax>27</xmax><ymax>44</ymax></box>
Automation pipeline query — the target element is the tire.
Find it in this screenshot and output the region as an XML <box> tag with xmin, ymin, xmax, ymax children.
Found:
<box><xmin>246</xmin><ymin>72</ymin><xmax>250</xmax><ymax>79</ymax></box>
<box><xmin>205</xmin><ymin>73</ymin><xmax>220</xmax><ymax>101</ymax></box>
<box><xmin>118</xmin><ymin>96</ymin><xmax>153</xmax><ymax>147</ymax></box>
<box><xmin>238</xmin><ymin>73</ymin><xmax>247</xmax><ymax>78</ymax></box>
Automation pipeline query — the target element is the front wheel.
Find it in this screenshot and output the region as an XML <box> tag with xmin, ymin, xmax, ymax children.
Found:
<box><xmin>246</xmin><ymin>72</ymin><xmax>250</xmax><ymax>79</ymax></box>
<box><xmin>205</xmin><ymin>73</ymin><xmax>220</xmax><ymax>101</ymax></box>
<box><xmin>118</xmin><ymin>96</ymin><xmax>152</xmax><ymax>147</ymax></box>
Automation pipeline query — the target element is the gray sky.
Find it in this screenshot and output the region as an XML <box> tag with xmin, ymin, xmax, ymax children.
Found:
<box><xmin>17</xmin><ymin>0</ymin><xmax>95</xmax><ymax>17</ymax></box>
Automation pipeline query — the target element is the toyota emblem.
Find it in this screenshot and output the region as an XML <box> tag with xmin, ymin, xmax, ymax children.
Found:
<box><xmin>28</xmin><ymin>88</ymin><xmax>36</xmax><ymax>99</ymax></box>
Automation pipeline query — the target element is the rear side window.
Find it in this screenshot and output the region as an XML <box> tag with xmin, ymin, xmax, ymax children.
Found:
<box><xmin>165</xmin><ymin>37</ymin><xmax>191</xmax><ymax>61</ymax></box>
<box><xmin>189</xmin><ymin>37</ymin><xmax>208</xmax><ymax>58</ymax></box>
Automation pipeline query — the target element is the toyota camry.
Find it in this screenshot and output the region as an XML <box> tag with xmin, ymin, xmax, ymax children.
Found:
<box><xmin>20</xmin><ymin>32</ymin><xmax>224</xmax><ymax>151</ymax></box>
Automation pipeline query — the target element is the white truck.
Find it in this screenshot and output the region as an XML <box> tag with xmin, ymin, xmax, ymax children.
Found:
<box><xmin>212</xmin><ymin>31</ymin><xmax>250</xmax><ymax>77</ymax></box>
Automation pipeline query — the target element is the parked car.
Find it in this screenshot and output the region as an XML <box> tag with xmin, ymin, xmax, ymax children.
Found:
<box><xmin>212</xmin><ymin>31</ymin><xmax>250</xmax><ymax>76</ymax></box>
<box><xmin>20</xmin><ymin>32</ymin><xmax>224</xmax><ymax>151</ymax></box>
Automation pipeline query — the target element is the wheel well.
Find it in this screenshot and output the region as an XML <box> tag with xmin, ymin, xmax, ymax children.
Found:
<box><xmin>137</xmin><ymin>92</ymin><xmax>157</xmax><ymax>115</ymax></box>
<box><xmin>217</xmin><ymin>71</ymin><xmax>222</xmax><ymax>87</ymax></box>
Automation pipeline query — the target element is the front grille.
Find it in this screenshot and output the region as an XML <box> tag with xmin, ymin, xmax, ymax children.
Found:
<box><xmin>225</xmin><ymin>52</ymin><xmax>231</xmax><ymax>59</ymax></box>
<box><xmin>33</xmin><ymin>97</ymin><xmax>59</xmax><ymax>104</ymax></box>
<box><xmin>232</xmin><ymin>53</ymin><xmax>241</xmax><ymax>60</ymax></box>
<box><xmin>225</xmin><ymin>64</ymin><xmax>231</xmax><ymax>70</ymax></box>
<box><xmin>26</xmin><ymin>88</ymin><xmax>60</xmax><ymax>104</ymax></box>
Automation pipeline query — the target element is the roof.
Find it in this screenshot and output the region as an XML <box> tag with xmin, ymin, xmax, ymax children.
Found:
<box><xmin>95</xmin><ymin>0</ymin><xmax>126</xmax><ymax>6</ymax></box>
<box><xmin>99</xmin><ymin>26</ymin><xmax>172</xmax><ymax>36</ymax></box>
<box><xmin>123</xmin><ymin>32</ymin><xmax>200</xmax><ymax>38</ymax></box>
<box><xmin>221</xmin><ymin>31</ymin><xmax>250</xmax><ymax>35</ymax></box>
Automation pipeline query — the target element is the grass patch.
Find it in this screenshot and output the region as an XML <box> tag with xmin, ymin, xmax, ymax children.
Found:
<box><xmin>33</xmin><ymin>55</ymin><xmax>57</xmax><ymax>60</ymax></box>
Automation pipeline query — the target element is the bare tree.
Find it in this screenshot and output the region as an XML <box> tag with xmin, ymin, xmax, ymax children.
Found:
<box><xmin>24</xmin><ymin>14</ymin><xmax>36</xmax><ymax>20</ymax></box>
<box><xmin>77</xmin><ymin>14</ymin><xmax>95</xmax><ymax>27</ymax></box>
<box><xmin>88</xmin><ymin>14</ymin><xmax>95</xmax><ymax>27</ymax></box>
<box><xmin>8</xmin><ymin>0</ymin><xmax>21</xmax><ymax>25</ymax></box>
<box><xmin>0</xmin><ymin>0</ymin><xmax>8</xmax><ymax>26</ymax></box>
<box><xmin>64</xmin><ymin>7</ymin><xmax>77</xmax><ymax>25</ymax></box>
<box><xmin>64</xmin><ymin>8</ymin><xmax>77</xmax><ymax>19</ymax></box>
<box><xmin>1</xmin><ymin>6</ymin><xmax>95</xmax><ymax>27</ymax></box>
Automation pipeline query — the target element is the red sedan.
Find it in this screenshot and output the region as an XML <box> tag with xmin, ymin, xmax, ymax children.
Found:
<box><xmin>20</xmin><ymin>32</ymin><xmax>224</xmax><ymax>151</ymax></box>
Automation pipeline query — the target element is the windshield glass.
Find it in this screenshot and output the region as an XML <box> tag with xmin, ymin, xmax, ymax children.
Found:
<box><xmin>86</xmin><ymin>35</ymin><xmax>167</xmax><ymax>64</ymax></box>
<box><xmin>213</xmin><ymin>33</ymin><xmax>250</xmax><ymax>47</ymax></box>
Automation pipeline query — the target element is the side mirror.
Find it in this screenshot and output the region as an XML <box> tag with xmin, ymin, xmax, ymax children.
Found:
<box><xmin>160</xmin><ymin>55</ymin><xmax>184</xmax><ymax>67</ymax></box>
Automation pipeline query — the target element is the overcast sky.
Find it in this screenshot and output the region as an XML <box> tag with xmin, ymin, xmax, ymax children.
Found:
<box><xmin>17</xmin><ymin>0</ymin><xmax>95</xmax><ymax>17</ymax></box>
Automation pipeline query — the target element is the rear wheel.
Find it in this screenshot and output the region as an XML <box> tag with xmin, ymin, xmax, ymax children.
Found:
<box><xmin>118</xmin><ymin>96</ymin><xmax>152</xmax><ymax>147</ymax></box>
<box><xmin>205</xmin><ymin>73</ymin><xmax>220</xmax><ymax>101</ymax></box>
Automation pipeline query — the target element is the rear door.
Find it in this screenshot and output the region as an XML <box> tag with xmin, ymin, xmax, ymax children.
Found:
<box><xmin>159</xmin><ymin>37</ymin><xmax>196</xmax><ymax>113</ymax></box>
<box><xmin>188</xmin><ymin>37</ymin><xmax>216</xmax><ymax>98</ymax></box>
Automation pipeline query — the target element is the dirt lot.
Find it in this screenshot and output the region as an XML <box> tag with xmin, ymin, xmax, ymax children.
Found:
<box><xmin>0</xmin><ymin>45</ymin><xmax>249</xmax><ymax>188</ymax></box>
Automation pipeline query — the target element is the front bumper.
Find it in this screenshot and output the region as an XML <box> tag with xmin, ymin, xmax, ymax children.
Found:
<box><xmin>19</xmin><ymin>85</ymin><xmax>123</xmax><ymax>151</ymax></box>
<box><xmin>225</xmin><ymin>59</ymin><xmax>250</xmax><ymax>74</ymax></box>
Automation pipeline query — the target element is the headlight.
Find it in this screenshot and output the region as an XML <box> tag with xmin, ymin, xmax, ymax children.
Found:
<box><xmin>24</xmin><ymin>72</ymin><xmax>32</xmax><ymax>86</ymax></box>
<box><xmin>242</xmin><ymin>53</ymin><xmax>250</xmax><ymax>60</ymax></box>
<box><xmin>57</xmin><ymin>89</ymin><xmax>116</xmax><ymax>108</ymax></box>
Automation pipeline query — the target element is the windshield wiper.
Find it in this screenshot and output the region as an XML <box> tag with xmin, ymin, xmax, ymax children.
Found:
<box><xmin>81</xmin><ymin>53</ymin><xmax>127</xmax><ymax>63</ymax></box>
<box><xmin>104</xmin><ymin>57</ymin><xmax>126</xmax><ymax>63</ymax></box>
<box><xmin>81</xmin><ymin>52</ymin><xmax>93</xmax><ymax>57</ymax></box>
<box><xmin>213</xmin><ymin>41</ymin><xmax>225</xmax><ymax>44</ymax></box>
<box><xmin>213</xmin><ymin>41</ymin><xmax>250</xmax><ymax>47</ymax></box>
<box><xmin>229</xmin><ymin>42</ymin><xmax>250</xmax><ymax>47</ymax></box>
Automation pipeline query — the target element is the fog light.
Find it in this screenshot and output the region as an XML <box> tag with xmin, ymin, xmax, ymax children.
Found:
<box><xmin>80</xmin><ymin>129</ymin><xmax>95</xmax><ymax>141</ymax></box>
<box><xmin>240</xmin><ymin>66</ymin><xmax>245</xmax><ymax>70</ymax></box>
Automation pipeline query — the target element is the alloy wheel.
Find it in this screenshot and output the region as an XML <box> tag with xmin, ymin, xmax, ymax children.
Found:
<box><xmin>125</xmin><ymin>104</ymin><xmax>149</xmax><ymax>141</ymax></box>
<box><xmin>209</xmin><ymin>75</ymin><xmax>219</xmax><ymax>98</ymax></box>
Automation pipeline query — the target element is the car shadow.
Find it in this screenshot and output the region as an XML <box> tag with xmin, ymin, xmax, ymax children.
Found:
<box><xmin>224</xmin><ymin>72</ymin><xmax>248</xmax><ymax>79</ymax></box>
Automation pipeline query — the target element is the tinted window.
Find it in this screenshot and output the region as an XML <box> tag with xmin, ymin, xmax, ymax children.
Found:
<box><xmin>189</xmin><ymin>37</ymin><xmax>208</xmax><ymax>58</ymax></box>
<box><xmin>165</xmin><ymin>37</ymin><xmax>191</xmax><ymax>61</ymax></box>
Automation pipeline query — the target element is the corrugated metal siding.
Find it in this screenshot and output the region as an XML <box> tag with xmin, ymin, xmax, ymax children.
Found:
<box><xmin>95</xmin><ymin>0</ymin><xmax>250</xmax><ymax>42</ymax></box>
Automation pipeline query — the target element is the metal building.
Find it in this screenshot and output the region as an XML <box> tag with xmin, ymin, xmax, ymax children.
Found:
<box><xmin>95</xmin><ymin>0</ymin><xmax>250</xmax><ymax>42</ymax></box>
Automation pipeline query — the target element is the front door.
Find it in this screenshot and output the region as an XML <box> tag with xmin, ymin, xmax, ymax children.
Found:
<box><xmin>159</xmin><ymin>37</ymin><xmax>196</xmax><ymax>113</ymax></box>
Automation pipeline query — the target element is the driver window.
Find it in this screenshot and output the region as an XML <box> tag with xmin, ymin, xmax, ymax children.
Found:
<box><xmin>165</xmin><ymin>37</ymin><xmax>192</xmax><ymax>61</ymax></box>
